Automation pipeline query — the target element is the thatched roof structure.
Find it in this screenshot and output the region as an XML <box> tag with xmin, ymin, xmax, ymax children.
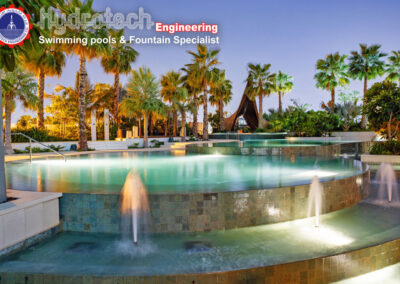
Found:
<box><xmin>224</xmin><ymin>92</ymin><xmax>259</xmax><ymax>131</ymax></box>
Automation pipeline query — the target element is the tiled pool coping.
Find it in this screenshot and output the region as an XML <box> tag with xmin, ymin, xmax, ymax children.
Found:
<box><xmin>60</xmin><ymin>170</ymin><xmax>370</xmax><ymax>234</ymax></box>
<box><xmin>186</xmin><ymin>141</ymin><xmax>372</xmax><ymax>158</ymax></box>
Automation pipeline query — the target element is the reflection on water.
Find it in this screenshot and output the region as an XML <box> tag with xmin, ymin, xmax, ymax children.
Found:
<box><xmin>6</xmin><ymin>152</ymin><xmax>365</xmax><ymax>194</ymax></box>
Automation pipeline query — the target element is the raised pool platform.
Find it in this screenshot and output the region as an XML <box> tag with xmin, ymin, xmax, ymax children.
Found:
<box><xmin>186</xmin><ymin>139</ymin><xmax>372</xmax><ymax>158</ymax></box>
<box><xmin>6</xmin><ymin>152</ymin><xmax>369</xmax><ymax>233</ymax></box>
<box><xmin>1</xmin><ymin>201</ymin><xmax>399</xmax><ymax>283</ymax></box>
<box><xmin>209</xmin><ymin>132</ymin><xmax>287</xmax><ymax>140</ymax></box>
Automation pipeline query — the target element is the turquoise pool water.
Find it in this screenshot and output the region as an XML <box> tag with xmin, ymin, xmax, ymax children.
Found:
<box><xmin>6</xmin><ymin>151</ymin><xmax>364</xmax><ymax>194</ymax></box>
<box><xmin>1</xmin><ymin>202</ymin><xmax>400</xmax><ymax>276</ymax></box>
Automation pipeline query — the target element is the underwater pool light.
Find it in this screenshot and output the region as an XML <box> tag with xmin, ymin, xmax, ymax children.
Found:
<box><xmin>300</xmin><ymin>225</ymin><xmax>354</xmax><ymax>246</ymax></box>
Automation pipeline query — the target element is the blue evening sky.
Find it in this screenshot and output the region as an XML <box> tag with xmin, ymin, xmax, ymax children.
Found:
<box><xmin>13</xmin><ymin>0</ymin><xmax>400</xmax><ymax>123</ymax></box>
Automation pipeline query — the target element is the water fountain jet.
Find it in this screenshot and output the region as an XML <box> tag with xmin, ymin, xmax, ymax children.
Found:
<box><xmin>307</xmin><ymin>176</ymin><xmax>323</xmax><ymax>227</ymax></box>
<box><xmin>120</xmin><ymin>170</ymin><xmax>150</xmax><ymax>245</ymax></box>
<box><xmin>376</xmin><ymin>163</ymin><xmax>398</xmax><ymax>203</ymax></box>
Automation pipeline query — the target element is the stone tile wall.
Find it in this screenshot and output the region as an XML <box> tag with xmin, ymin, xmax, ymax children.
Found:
<box><xmin>60</xmin><ymin>171</ymin><xmax>369</xmax><ymax>234</ymax></box>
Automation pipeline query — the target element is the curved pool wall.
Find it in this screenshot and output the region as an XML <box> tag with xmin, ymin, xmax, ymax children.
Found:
<box><xmin>3</xmin><ymin>237</ymin><xmax>397</xmax><ymax>284</ymax></box>
<box><xmin>186</xmin><ymin>140</ymin><xmax>372</xmax><ymax>158</ymax></box>
<box><xmin>60</xmin><ymin>168</ymin><xmax>369</xmax><ymax>233</ymax></box>
<box><xmin>2</xmin><ymin>201</ymin><xmax>400</xmax><ymax>284</ymax></box>
<box><xmin>209</xmin><ymin>132</ymin><xmax>287</xmax><ymax>140</ymax></box>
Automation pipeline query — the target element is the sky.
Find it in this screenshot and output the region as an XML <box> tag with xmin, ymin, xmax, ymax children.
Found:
<box><xmin>13</xmin><ymin>0</ymin><xmax>400</xmax><ymax>124</ymax></box>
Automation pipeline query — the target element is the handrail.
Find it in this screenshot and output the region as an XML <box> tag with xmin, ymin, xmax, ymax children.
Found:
<box><xmin>11</xmin><ymin>132</ymin><xmax>67</xmax><ymax>162</ymax></box>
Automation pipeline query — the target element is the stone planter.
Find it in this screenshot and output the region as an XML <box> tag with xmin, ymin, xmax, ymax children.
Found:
<box><xmin>0</xmin><ymin>190</ymin><xmax>62</xmax><ymax>253</ymax></box>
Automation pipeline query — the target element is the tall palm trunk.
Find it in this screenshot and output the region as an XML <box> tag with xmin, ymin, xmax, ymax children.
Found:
<box><xmin>193</xmin><ymin>93</ymin><xmax>198</xmax><ymax>137</ymax></box>
<box><xmin>114</xmin><ymin>72</ymin><xmax>120</xmax><ymax>137</ymax></box>
<box><xmin>278</xmin><ymin>92</ymin><xmax>283</xmax><ymax>115</ymax></box>
<box><xmin>4</xmin><ymin>93</ymin><xmax>12</xmax><ymax>155</ymax></box>
<box><xmin>165</xmin><ymin>111</ymin><xmax>169</xmax><ymax>136</ymax></box>
<box><xmin>172</xmin><ymin>110</ymin><xmax>177</xmax><ymax>137</ymax></box>
<box><xmin>361</xmin><ymin>76</ymin><xmax>368</xmax><ymax>129</ymax></box>
<box><xmin>330</xmin><ymin>87</ymin><xmax>335</xmax><ymax>106</ymax></box>
<box><xmin>258</xmin><ymin>93</ymin><xmax>264</xmax><ymax>128</ymax></box>
<box><xmin>0</xmin><ymin>69</ymin><xmax>6</xmax><ymax>203</ymax></box>
<box><xmin>149</xmin><ymin>114</ymin><xmax>153</xmax><ymax>136</ymax></box>
<box><xmin>219</xmin><ymin>98</ymin><xmax>224</xmax><ymax>131</ymax></box>
<box><xmin>78</xmin><ymin>55</ymin><xmax>88</xmax><ymax>151</ymax></box>
<box><xmin>37</xmin><ymin>69</ymin><xmax>45</xmax><ymax>130</ymax></box>
<box><xmin>202</xmin><ymin>82</ymin><xmax>208</xmax><ymax>140</ymax></box>
<box><xmin>180</xmin><ymin>109</ymin><xmax>186</xmax><ymax>141</ymax></box>
<box><xmin>143</xmin><ymin>113</ymin><xmax>149</xmax><ymax>147</ymax></box>
<box><xmin>138</xmin><ymin>118</ymin><xmax>141</xmax><ymax>138</ymax></box>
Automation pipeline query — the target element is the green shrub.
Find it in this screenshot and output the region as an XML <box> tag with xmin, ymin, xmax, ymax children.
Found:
<box><xmin>11</xmin><ymin>128</ymin><xmax>68</xmax><ymax>143</ymax></box>
<box><xmin>128</xmin><ymin>143</ymin><xmax>140</xmax><ymax>149</ymax></box>
<box><xmin>370</xmin><ymin>141</ymin><xmax>400</xmax><ymax>155</ymax></box>
<box><xmin>364</xmin><ymin>81</ymin><xmax>400</xmax><ymax>140</ymax></box>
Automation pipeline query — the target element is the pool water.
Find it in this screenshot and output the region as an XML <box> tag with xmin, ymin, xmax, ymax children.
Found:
<box><xmin>1</xmin><ymin>202</ymin><xmax>400</xmax><ymax>276</ymax></box>
<box><xmin>6</xmin><ymin>152</ymin><xmax>364</xmax><ymax>194</ymax></box>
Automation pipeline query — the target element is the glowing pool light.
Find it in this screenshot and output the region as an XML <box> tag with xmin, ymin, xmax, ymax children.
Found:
<box><xmin>293</xmin><ymin>170</ymin><xmax>338</xmax><ymax>178</ymax></box>
<box><xmin>300</xmin><ymin>225</ymin><xmax>354</xmax><ymax>246</ymax></box>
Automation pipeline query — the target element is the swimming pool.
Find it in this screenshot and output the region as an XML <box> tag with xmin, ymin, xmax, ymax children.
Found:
<box><xmin>6</xmin><ymin>151</ymin><xmax>364</xmax><ymax>194</ymax></box>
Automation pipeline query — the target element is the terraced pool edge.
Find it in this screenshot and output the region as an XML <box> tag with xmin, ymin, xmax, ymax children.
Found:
<box><xmin>60</xmin><ymin>170</ymin><xmax>370</xmax><ymax>233</ymax></box>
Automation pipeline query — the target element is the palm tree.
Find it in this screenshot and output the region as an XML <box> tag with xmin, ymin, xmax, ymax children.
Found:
<box><xmin>274</xmin><ymin>71</ymin><xmax>294</xmax><ymax>115</ymax></box>
<box><xmin>386</xmin><ymin>50</ymin><xmax>400</xmax><ymax>86</ymax></box>
<box><xmin>181</xmin><ymin>66</ymin><xmax>202</xmax><ymax>138</ymax></box>
<box><xmin>101</xmin><ymin>29</ymin><xmax>138</xmax><ymax>135</ymax></box>
<box><xmin>0</xmin><ymin>0</ymin><xmax>64</xmax><ymax>202</ymax></box>
<box><xmin>209</xmin><ymin>69</ymin><xmax>233</xmax><ymax>131</ymax></box>
<box><xmin>61</xmin><ymin>0</ymin><xmax>110</xmax><ymax>150</ymax></box>
<box><xmin>161</xmin><ymin>71</ymin><xmax>186</xmax><ymax>137</ymax></box>
<box><xmin>2</xmin><ymin>68</ymin><xmax>38</xmax><ymax>154</ymax></box>
<box><xmin>186</xmin><ymin>44</ymin><xmax>220</xmax><ymax>140</ymax></box>
<box><xmin>121</xmin><ymin>67</ymin><xmax>164</xmax><ymax>147</ymax></box>
<box><xmin>247</xmin><ymin>63</ymin><xmax>275</xmax><ymax>128</ymax></box>
<box><xmin>314</xmin><ymin>52</ymin><xmax>349</xmax><ymax>106</ymax></box>
<box><xmin>175</xmin><ymin>89</ymin><xmax>191</xmax><ymax>140</ymax></box>
<box><xmin>348</xmin><ymin>44</ymin><xmax>387</xmax><ymax>129</ymax></box>
<box><xmin>20</xmin><ymin>43</ymin><xmax>65</xmax><ymax>130</ymax></box>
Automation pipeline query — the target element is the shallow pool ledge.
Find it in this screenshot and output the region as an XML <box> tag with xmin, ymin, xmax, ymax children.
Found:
<box><xmin>0</xmin><ymin>190</ymin><xmax>62</xmax><ymax>253</ymax></box>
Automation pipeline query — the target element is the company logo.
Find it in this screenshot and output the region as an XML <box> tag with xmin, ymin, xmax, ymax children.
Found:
<box><xmin>0</xmin><ymin>5</ymin><xmax>32</xmax><ymax>48</ymax></box>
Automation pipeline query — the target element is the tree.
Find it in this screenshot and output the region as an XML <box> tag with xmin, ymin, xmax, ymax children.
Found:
<box><xmin>0</xmin><ymin>0</ymin><xmax>64</xmax><ymax>203</ymax></box>
<box><xmin>121</xmin><ymin>67</ymin><xmax>164</xmax><ymax>147</ymax></box>
<box><xmin>101</xmin><ymin>29</ymin><xmax>138</xmax><ymax>135</ymax></box>
<box><xmin>386</xmin><ymin>50</ymin><xmax>400</xmax><ymax>87</ymax></box>
<box><xmin>349</xmin><ymin>44</ymin><xmax>387</xmax><ymax>129</ymax></box>
<box><xmin>364</xmin><ymin>81</ymin><xmax>400</xmax><ymax>141</ymax></box>
<box><xmin>274</xmin><ymin>71</ymin><xmax>294</xmax><ymax>115</ymax></box>
<box><xmin>16</xmin><ymin>115</ymin><xmax>36</xmax><ymax>130</ymax></box>
<box><xmin>209</xmin><ymin>69</ymin><xmax>232</xmax><ymax>131</ymax></box>
<box><xmin>181</xmin><ymin>65</ymin><xmax>202</xmax><ymax>138</ymax></box>
<box><xmin>186</xmin><ymin>44</ymin><xmax>220</xmax><ymax>140</ymax></box>
<box><xmin>20</xmin><ymin>42</ymin><xmax>65</xmax><ymax>130</ymax></box>
<box><xmin>49</xmin><ymin>73</ymin><xmax>112</xmax><ymax>139</ymax></box>
<box><xmin>61</xmin><ymin>0</ymin><xmax>110</xmax><ymax>150</ymax></box>
<box><xmin>246</xmin><ymin>63</ymin><xmax>275</xmax><ymax>128</ymax></box>
<box><xmin>314</xmin><ymin>52</ymin><xmax>349</xmax><ymax>106</ymax></box>
<box><xmin>161</xmin><ymin>71</ymin><xmax>185</xmax><ymax>137</ymax></box>
<box><xmin>2</xmin><ymin>68</ymin><xmax>38</xmax><ymax>154</ymax></box>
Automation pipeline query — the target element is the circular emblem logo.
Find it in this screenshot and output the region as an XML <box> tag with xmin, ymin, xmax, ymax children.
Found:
<box><xmin>0</xmin><ymin>5</ymin><xmax>32</xmax><ymax>48</ymax></box>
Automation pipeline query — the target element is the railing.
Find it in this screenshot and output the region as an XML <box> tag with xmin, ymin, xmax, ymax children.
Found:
<box><xmin>11</xmin><ymin>133</ymin><xmax>67</xmax><ymax>163</ymax></box>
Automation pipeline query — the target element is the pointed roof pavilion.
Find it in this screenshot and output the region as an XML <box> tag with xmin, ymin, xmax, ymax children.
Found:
<box><xmin>224</xmin><ymin>92</ymin><xmax>259</xmax><ymax>131</ymax></box>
